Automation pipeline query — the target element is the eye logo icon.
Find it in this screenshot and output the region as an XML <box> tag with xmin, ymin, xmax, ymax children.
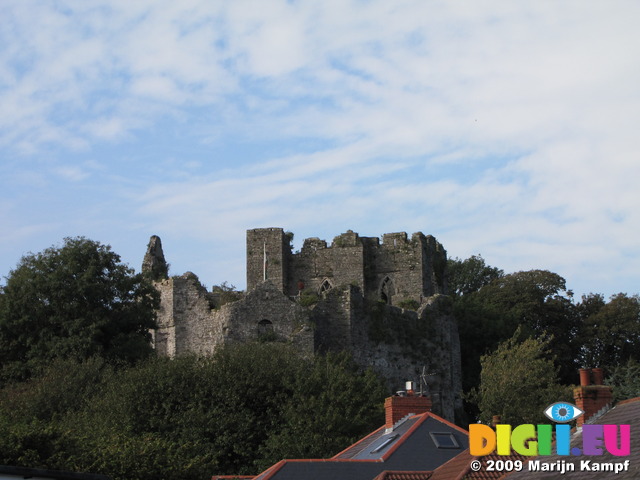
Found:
<box><xmin>544</xmin><ymin>402</ymin><xmax>584</xmax><ymax>423</ymax></box>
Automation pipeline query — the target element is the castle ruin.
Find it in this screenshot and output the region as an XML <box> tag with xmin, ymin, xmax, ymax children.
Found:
<box><xmin>143</xmin><ymin>228</ymin><xmax>463</xmax><ymax>422</ymax></box>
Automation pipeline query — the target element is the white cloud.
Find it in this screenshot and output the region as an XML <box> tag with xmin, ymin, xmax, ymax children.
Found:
<box><xmin>1</xmin><ymin>0</ymin><xmax>639</xmax><ymax>298</ymax></box>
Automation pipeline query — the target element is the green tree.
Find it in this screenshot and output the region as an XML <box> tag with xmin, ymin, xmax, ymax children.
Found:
<box><xmin>0</xmin><ymin>357</ymin><xmax>110</xmax><ymax>468</ymax></box>
<box><xmin>471</xmin><ymin>329</ymin><xmax>570</xmax><ymax>425</ymax></box>
<box><xmin>579</xmin><ymin>293</ymin><xmax>640</xmax><ymax>368</ymax></box>
<box><xmin>0</xmin><ymin>237</ymin><xmax>159</xmax><ymax>383</ymax></box>
<box><xmin>256</xmin><ymin>352</ymin><xmax>387</xmax><ymax>469</ymax></box>
<box><xmin>576</xmin><ymin>293</ymin><xmax>606</xmax><ymax>320</ymax></box>
<box><xmin>605</xmin><ymin>358</ymin><xmax>640</xmax><ymax>402</ymax></box>
<box><xmin>447</xmin><ymin>254</ymin><xmax>503</xmax><ymax>297</ymax></box>
<box><xmin>456</xmin><ymin>270</ymin><xmax>579</xmax><ymax>396</ymax></box>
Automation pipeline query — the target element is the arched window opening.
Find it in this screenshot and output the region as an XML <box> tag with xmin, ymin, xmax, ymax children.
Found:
<box><xmin>258</xmin><ymin>319</ymin><xmax>274</xmax><ymax>336</ymax></box>
<box><xmin>380</xmin><ymin>276</ymin><xmax>395</xmax><ymax>305</ymax></box>
<box><xmin>319</xmin><ymin>278</ymin><xmax>333</xmax><ymax>294</ymax></box>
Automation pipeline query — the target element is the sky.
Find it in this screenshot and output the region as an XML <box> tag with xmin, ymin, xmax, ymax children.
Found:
<box><xmin>1</xmin><ymin>1</ymin><xmax>639</xmax><ymax>300</ymax></box>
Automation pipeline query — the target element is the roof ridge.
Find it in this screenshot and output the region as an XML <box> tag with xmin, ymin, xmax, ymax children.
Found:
<box><xmin>585</xmin><ymin>402</ymin><xmax>612</xmax><ymax>424</ymax></box>
<box><xmin>617</xmin><ymin>395</ymin><xmax>640</xmax><ymax>406</ymax></box>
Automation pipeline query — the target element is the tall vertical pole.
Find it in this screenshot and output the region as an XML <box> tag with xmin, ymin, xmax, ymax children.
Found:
<box><xmin>263</xmin><ymin>242</ymin><xmax>267</xmax><ymax>281</ymax></box>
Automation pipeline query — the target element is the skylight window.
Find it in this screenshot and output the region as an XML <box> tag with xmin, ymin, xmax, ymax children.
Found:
<box><xmin>429</xmin><ymin>432</ymin><xmax>460</xmax><ymax>449</ymax></box>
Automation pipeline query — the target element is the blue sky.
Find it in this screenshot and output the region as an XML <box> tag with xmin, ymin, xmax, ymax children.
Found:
<box><xmin>1</xmin><ymin>1</ymin><xmax>639</xmax><ymax>299</ymax></box>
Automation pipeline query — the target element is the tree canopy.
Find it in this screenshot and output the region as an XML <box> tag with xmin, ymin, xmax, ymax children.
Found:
<box><xmin>447</xmin><ymin>254</ymin><xmax>503</xmax><ymax>297</ymax></box>
<box><xmin>578</xmin><ymin>293</ymin><xmax>640</xmax><ymax>368</ymax></box>
<box><xmin>455</xmin><ymin>268</ymin><xmax>580</xmax><ymax>397</ymax></box>
<box><xmin>450</xmin><ymin>255</ymin><xmax>639</xmax><ymax>423</ymax></box>
<box><xmin>0</xmin><ymin>237</ymin><xmax>159</xmax><ymax>383</ymax></box>
<box><xmin>471</xmin><ymin>329</ymin><xmax>571</xmax><ymax>425</ymax></box>
<box><xmin>605</xmin><ymin>358</ymin><xmax>640</xmax><ymax>402</ymax></box>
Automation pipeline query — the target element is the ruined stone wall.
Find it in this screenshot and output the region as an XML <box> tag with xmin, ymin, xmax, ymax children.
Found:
<box><xmin>423</xmin><ymin>234</ymin><xmax>448</xmax><ymax>296</ymax></box>
<box><xmin>309</xmin><ymin>285</ymin><xmax>359</xmax><ymax>353</ymax></box>
<box><xmin>152</xmin><ymin>272</ymin><xmax>314</xmax><ymax>359</ymax></box>
<box><xmin>152</xmin><ymin>273</ymin><xmax>218</xmax><ymax>357</ymax></box>
<box><xmin>309</xmin><ymin>284</ymin><xmax>463</xmax><ymax>421</ymax></box>
<box><xmin>142</xmin><ymin>235</ymin><xmax>169</xmax><ymax>281</ymax></box>
<box><xmin>215</xmin><ymin>281</ymin><xmax>314</xmax><ymax>354</ymax></box>
<box><xmin>152</xmin><ymin>278</ymin><xmax>176</xmax><ymax>357</ymax></box>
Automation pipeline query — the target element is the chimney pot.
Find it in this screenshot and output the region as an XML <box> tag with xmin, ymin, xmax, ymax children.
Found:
<box><xmin>592</xmin><ymin>368</ymin><xmax>604</xmax><ymax>385</ymax></box>
<box><xmin>574</xmin><ymin>368</ymin><xmax>612</xmax><ymax>427</ymax></box>
<box><xmin>579</xmin><ymin>368</ymin><xmax>591</xmax><ymax>386</ymax></box>
<box><xmin>406</xmin><ymin>381</ymin><xmax>416</xmax><ymax>395</ymax></box>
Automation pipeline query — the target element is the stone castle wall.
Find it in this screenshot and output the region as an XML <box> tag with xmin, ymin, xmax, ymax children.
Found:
<box><xmin>246</xmin><ymin>228</ymin><xmax>448</xmax><ymax>305</ymax></box>
<box><xmin>152</xmin><ymin>274</ymin><xmax>314</xmax><ymax>358</ymax></box>
<box><xmin>144</xmin><ymin>228</ymin><xmax>462</xmax><ymax>422</ymax></box>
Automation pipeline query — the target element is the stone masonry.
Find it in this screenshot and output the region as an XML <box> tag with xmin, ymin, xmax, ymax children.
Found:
<box><xmin>246</xmin><ymin>228</ymin><xmax>448</xmax><ymax>304</ymax></box>
<box><xmin>144</xmin><ymin>228</ymin><xmax>463</xmax><ymax>422</ymax></box>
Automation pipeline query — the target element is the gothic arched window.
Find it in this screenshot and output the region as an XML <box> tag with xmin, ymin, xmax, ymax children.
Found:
<box><xmin>319</xmin><ymin>278</ymin><xmax>334</xmax><ymax>294</ymax></box>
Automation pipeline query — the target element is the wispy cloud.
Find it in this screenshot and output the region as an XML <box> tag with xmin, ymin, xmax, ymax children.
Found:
<box><xmin>1</xmin><ymin>1</ymin><xmax>639</xmax><ymax>298</ymax></box>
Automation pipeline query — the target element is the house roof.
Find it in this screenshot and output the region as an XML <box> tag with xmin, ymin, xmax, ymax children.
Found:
<box><xmin>505</xmin><ymin>396</ymin><xmax>640</xmax><ymax>479</ymax></box>
<box><xmin>427</xmin><ymin>448</ymin><xmax>528</xmax><ymax>480</ymax></box>
<box><xmin>0</xmin><ymin>465</ymin><xmax>110</xmax><ymax>480</ymax></box>
<box><xmin>248</xmin><ymin>412</ymin><xmax>468</xmax><ymax>480</ymax></box>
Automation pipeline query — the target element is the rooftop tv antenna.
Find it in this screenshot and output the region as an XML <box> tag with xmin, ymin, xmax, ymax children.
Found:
<box><xmin>419</xmin><ymin>366</ymin><xmax>435</xmax><ymax>396</ymax></box>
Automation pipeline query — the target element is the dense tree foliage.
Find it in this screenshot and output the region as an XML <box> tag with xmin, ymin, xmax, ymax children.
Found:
<box><xmin>605</xmin><ymin>358</ymin><xmax>640</xmax><ymax>402</ymax></box>
<box><xmin>447</xmin><ymin>254</ymin><xmax>503</xmax><ymax>297</ymax></box>
<box><xmin>578</xmin><ymin>293</ymin><xmax>640</xmax><ymax>368</ymax></box>
<box><xmin>0</xmin><ymin>343</ymin><xmax>387</xmax><ymax>480</ymax></box>
<box><xmin>0</xmin><ymin>237</ymin><xmax>159</xmax><ymax>383</ymax></box>
<box><xmin>455</xmin><ymin>268</ymin><xmax>579</xmax><ymax>396</ymax></box>
<box><xmin>471</xmin><ymin>330</ymin><xmax>571</xmax><ymax>425</ymax></box>
<box><xmin>451</xmin><ymin>253</ymin><xmax>640</xmax><ymax>422</ymax></box>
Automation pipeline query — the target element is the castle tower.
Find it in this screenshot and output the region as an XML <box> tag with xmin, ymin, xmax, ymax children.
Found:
<box><xmin>246</xmin><ymin>228</ymin><xmax>291</xmax><ymax>293</ymax></box>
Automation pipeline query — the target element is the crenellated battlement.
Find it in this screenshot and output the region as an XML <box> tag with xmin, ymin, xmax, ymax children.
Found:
<box><xmin>247</xmin><ymin>228</ymin><xmax>448</xmax><ymax>307</ymax></box>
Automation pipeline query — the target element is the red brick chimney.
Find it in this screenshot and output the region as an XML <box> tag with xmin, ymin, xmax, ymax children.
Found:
<box><xmin>384</xmin><ymin>382</ymin><xmax>432</xmax><ymax>430</ymax></box>
<box><xmin>573</xmin><ymin>368</ymin><xmax>613</xmax><ymax>427</ymax></box>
